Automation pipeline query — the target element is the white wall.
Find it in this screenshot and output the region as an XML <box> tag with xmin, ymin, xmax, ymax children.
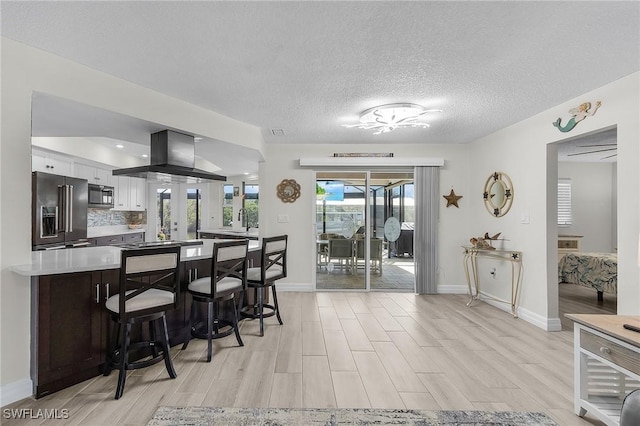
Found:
<box><xmin>259</xmin><ymin>143</ymin><xmax>472</xmax><ymax>292</ymax></box>
<box><xmin>0</xmin><ymin>38</ymin><xmax>265</xmax><ymax>405</ymax></box>
<box><xmin>467</xmin><ymin>73</ymin><xmax>639</xmax><ymax>329</ymax></box>
<box><xmin>260</xmin><ymin>73</ymin><xmax>639</xmax><ymax>331</ymax></box>
<box><xmin>1</xmin><ymin>37</ymin><xmax>638</xmax><ymax>405</ymax></box>
<box><xmin>558</xmin><ymin>162</ymin><xmax>616</xmax><ymax>253</ymax></box>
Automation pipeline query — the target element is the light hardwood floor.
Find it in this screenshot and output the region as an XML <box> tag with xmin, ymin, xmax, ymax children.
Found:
<box><xmin>3</xmin><ymin>291</ymin><xmax>609</xmax><ymax>426</ymax></box>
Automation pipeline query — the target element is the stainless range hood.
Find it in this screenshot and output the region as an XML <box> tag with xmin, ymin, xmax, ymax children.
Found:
<box><xmin>112</xmin><ymin>130</ymin><xmax>226</xmax><ymax>183</ymax></box>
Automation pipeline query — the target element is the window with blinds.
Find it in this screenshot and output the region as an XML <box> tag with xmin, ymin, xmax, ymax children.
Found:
<box><xmin>558</xmin><ymin>179</ymin><xmax>572</xmax><ymax>226</ymax></box>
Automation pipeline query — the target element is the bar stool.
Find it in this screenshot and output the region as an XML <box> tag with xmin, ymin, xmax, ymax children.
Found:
<box><xmin>241</xmin><ymin>235</ymin><xmax>287</xmax><ymax>336</ymax></box>
<box><xmin>182</xmin><ymin>239</ymin><xmax>248</xmax><ymax>362</ymax></box>
<box><xmin>104</xmin><ymin>245</ymin><xmax>181</xmax><ymax>400</ymax></box>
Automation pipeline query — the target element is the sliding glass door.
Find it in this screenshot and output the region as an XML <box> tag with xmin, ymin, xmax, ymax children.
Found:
<box><xmin>372</xmin><ymin>172</ymin><xmax>415</xmax><ymax>290</ymax></box>
<box><xmin>315</xmin><ymin>171</ymin><xmax>415</xmax><ymax>291</ymax></box>
<box><xmin>316</xmin><ymin>172</ymin><xmax>367</xmax><ymax>290</ymax></box>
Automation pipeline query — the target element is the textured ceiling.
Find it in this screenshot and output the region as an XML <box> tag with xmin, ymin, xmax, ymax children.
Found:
<box><xmin>2</xmin><ymin>1</ymin><xmax>638</xmax><ymax>173</ymax></box>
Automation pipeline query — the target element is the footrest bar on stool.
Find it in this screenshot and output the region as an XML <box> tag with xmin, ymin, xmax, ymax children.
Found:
<box><xmin>240</xmin><ymin>304</ymin><xmax>277</xmax><ymax>319</ymax></box>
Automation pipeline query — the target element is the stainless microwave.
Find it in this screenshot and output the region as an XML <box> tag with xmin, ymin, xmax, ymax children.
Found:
<box><xmin>88</xmin><ymin>184</ymin><xmax>114</xmax><ymax>208</ymax></box>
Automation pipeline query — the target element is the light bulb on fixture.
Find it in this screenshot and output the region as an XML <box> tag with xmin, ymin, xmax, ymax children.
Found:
<box><xmin>343</xmin><ymin>103</ymin><xmax>442</xmax><ymax>135</ymax></box>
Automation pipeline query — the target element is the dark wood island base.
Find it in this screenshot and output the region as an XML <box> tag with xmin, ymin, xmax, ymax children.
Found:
<box><xmin>30</xmin><ymin>250</ymin><xmax>261</xmax><ymax>398</ymax></box>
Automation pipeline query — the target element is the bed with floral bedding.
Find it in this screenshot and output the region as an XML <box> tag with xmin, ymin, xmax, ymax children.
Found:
<box><xmin>558</xmin><ymin>252</ymin><xmax>617</xmax><ymax>301</ymax></box>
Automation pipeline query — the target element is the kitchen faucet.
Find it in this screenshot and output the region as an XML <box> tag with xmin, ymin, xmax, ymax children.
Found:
<box><xmin>238</xmin><ymin>208</ymin><xmax>249</xmax><ymax>231</ymax></box>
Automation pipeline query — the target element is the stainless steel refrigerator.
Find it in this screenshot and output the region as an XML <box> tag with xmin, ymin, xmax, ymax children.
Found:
<box><xmin>32</xmin><ymin>171</ymin><xmax>89</xmax><ymax>250</ymax></box>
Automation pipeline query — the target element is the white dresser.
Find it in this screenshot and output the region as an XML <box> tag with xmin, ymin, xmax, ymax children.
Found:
<box><xmin>566</xmin><ymin>314</ymin><xmax>640</xmax><ymax>426</ymax></box>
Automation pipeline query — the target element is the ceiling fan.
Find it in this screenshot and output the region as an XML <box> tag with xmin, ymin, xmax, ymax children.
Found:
<box><xmin>567</xmin><ymin>143</ymin><xmax>617</xmax><ymax>160</ymax></box>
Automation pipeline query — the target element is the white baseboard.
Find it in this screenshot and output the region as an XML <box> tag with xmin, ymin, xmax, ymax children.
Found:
<box><xmin>545</xmin><ymin>317</ymin><xmax>563</xmax><ymax>332</ymax></box>
<box><xmin>0</xmin><ymin>378</ymin><xmax>32</xmax><ymax>407</ymax></box>
<box><xmin>436</xmin><ymin>284</ymin><xmax>468</xmax><ymax>294</ymax></box>
<box><xmin>479</xmin><ymin>296</ymin><xmax>562</xmax><ymax>331</ymax></box>
<box><xmin>278</xmin><ymin>282</ymin><xmax>313</xmax><ymax>292</ymax></box>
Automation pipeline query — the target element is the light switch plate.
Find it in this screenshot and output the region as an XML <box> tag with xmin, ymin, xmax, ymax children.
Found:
<box><xmin>520</xmin><ymin>212</ymin><xmax>530</xmax><ymax>224</ymax></box>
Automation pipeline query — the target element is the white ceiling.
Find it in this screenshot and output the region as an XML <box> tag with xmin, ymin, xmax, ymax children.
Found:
<box><xmin>2</xmin><ymin>1</ymin><xmax>637</xmax><ymax>174</ymax></box>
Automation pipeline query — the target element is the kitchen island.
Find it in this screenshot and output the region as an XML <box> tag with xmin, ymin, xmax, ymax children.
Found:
<box><xmin>10</xmin><ymin>239</ymin><xmax>261</xmax><ymax>398</ymax></box>
<box><xmin>11</xmin><ymin>239</ymin><xmax>260</xmax><ymax>276</ymax></box>
<box><xmin>198</xmin><ymin>228</ymin><xmax>259</xmax><ymax>240</ymax></box>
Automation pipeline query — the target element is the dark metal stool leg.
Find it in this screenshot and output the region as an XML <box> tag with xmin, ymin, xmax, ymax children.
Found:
<box><xmin>272</xmin><ymin>285</ymin><xmax>283</xmax><ymax>325</ymax></box>
<box><xmin>232</xmin><ymin>295</ymin><xmax>244</xmax><ymax>347</ymax></box>
<box><xmin>258</xmin><ymin>286</ymin><xmax>264</xmax><ymax>336</ymax></box>
<box><xmin>115</xmin><ymin>321</ymin><xmax>131</xmax><ymax>400</ymax></box>
<box><xmin>206</xmin><ymin>301</ymin><xmax>214</xmax><ymax>362</ymax></box>
<box><xmin>253</xmin><ymin>288</ymin><xmax>259</xmax><ymax>317</ymax></box>
<box><xmin>104</xmin><ymin>318</ymin><xmax>118</xmax><ymax>376</ymax></box>
<box><xmin>182</xmin><ymin>298</ymin><xmax>197</xmax><ymax>350</ymax></box>
<box><xmin>160</xmin><ymin>315</ymin><xmax>176</xmax><ymax>378</ymax></box>
<box><xmin>149</xmin><ymin>321</ymin><xmax>159</xmax><ymax>358</ymax></box>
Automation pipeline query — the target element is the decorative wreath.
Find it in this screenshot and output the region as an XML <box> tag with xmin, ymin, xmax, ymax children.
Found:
<box><xmin>276</xmin><ymin>179</ymin><xmax>301</xmax><ymax>203</ymax></box>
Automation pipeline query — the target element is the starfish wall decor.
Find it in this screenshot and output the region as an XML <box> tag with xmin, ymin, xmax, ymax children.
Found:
<box><xmin>443</xmin><ymin>189</ymin><xmax>462</xmax><ymax>208</ymax></box>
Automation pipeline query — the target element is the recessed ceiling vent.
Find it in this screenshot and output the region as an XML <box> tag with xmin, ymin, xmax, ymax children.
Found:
<box><xmin>112</xmin><ymin>130</ymin><xmax>226</xmax><ymax>183</ymax></box>
<box><xmin>270</xmin><ymin>128</ymin><xmax>286</xmax><ymax>136</ymax></box>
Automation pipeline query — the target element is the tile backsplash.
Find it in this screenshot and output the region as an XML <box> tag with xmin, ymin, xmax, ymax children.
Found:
<box><xmin>88</xmin><ymin>209</ymin><xmax>147</xmax><ymax>227</ymax></box>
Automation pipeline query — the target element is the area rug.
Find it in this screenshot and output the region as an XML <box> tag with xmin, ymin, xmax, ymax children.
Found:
<box><xmin>147</xmin><ymin>407</ymin><xmax>558</xmax><ymax>425</ymax></box>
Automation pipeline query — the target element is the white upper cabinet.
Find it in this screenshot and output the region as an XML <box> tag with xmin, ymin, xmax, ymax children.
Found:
<box><xmin>130</xmin><ymin>177</ymin><xmax>147</xmax><ymax>211</ymax></box>
<box><xmin>31</xmin><ymin>149</ymin><xmax>147</xmax><ymax>212</ymax></box>
<box><xmin>75</xmin><ymin>163</ymin><xmax>114</xmax><ymax>186</ymax></box>
<box><xmin>113</xmin><ymin>175</ymin><xmax>130</xmax><ymax>210</ymax></box>
<box><xmin>106</xmin><ymin>175</ymin><xmax>147</xmax><ymax>211</ymax></box>
<box><xmin>32</xmin><ymin>150</ymin><xmax>74</xmax><ymax>176</ymax></box>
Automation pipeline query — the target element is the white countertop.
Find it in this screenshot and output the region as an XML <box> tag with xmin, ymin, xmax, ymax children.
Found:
<box><xmin>10</xmin><ymin>239</ymin><xmax>261</xmax><ymax>277</ymax></box>
<box><xmin>87</xmin><ymin>226</ymin><xmax>146</xmax><ymax>238</ymax></box>
<box><xmin>198</xmin><ymin>229</ymin><xmax>259</xmax><ymax>238</ymax></box>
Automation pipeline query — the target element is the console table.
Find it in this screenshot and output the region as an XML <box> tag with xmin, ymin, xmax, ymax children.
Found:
<box><xmin>565</xmin><ymin>314</ymin><xmax>640</xmax><ymax>426</ymax></box>
<box><xmin>462</xmin><ymin>246</ymin><xmax>523</xmax><ymax>317</ymax></box>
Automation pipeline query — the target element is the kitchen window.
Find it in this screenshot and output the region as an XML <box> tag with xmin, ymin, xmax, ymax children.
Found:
<box><xmin>186</xmin><ymin>188</ymin><xmax>201</xmax><ymax>240</ymax></box>
<box><xmin>222</xmin><ymin>184</ymin><xmax>233</xmax><ymax>227</ymax></box>
<box><xmin>243</xmin><ymin>183</ymin><xmax>259</xmax><ymax>228</ymax></box>
<box><xmin>558</xmin><ymin>178</ymin><xmax>572</xmax><ymax>226</ymax></box>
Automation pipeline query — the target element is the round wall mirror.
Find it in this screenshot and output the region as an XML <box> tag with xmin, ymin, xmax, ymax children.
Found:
<box><xmin>483</xmin><ymin>172</ymin><xmax>513</xmax><ymax>217</ymax></box>
<box><xmin>277</xmin><ymin>179</ymin><xmax>301</xmax><ymax>203</ymax></box>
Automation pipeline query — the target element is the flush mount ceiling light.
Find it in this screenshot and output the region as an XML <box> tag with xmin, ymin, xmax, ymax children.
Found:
<box><xmin>343</xmin><ymin>103</ymin><xmax>442</xmax><ymax>135</ymax></box>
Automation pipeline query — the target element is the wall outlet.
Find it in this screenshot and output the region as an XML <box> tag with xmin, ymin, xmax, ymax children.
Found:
<box><xmin>277</xmin><ymin>214</ymin><xmax>289</xmax><ymax>223</ymax></box>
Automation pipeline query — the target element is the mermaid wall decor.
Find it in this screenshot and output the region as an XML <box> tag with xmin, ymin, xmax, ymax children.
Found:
<box><xmin>553</xmin><ymin>101</ymin><xmax>601</xmax><ymax>133</ymax></box>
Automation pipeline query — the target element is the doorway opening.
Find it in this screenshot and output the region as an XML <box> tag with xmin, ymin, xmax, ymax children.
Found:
<box><xmin>553</xmin><ymin>127</ymin><xmax>618</xmax><ymax>330</ymax></box>
<box><xmin>315</xmin><ymin>171</ymin><xmax>415</xmax><ymax>291</ymax></box>
<box><xmin>150</xmin><ymin>183</ymin><xmax>208</xmax><ymax>242</ymax></box>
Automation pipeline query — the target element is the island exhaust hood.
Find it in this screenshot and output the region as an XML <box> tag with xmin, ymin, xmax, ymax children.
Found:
<box><xmin>112</xmin><ymin>130</ymin><xmax>226</xmax><ymax>183</ymax></box>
